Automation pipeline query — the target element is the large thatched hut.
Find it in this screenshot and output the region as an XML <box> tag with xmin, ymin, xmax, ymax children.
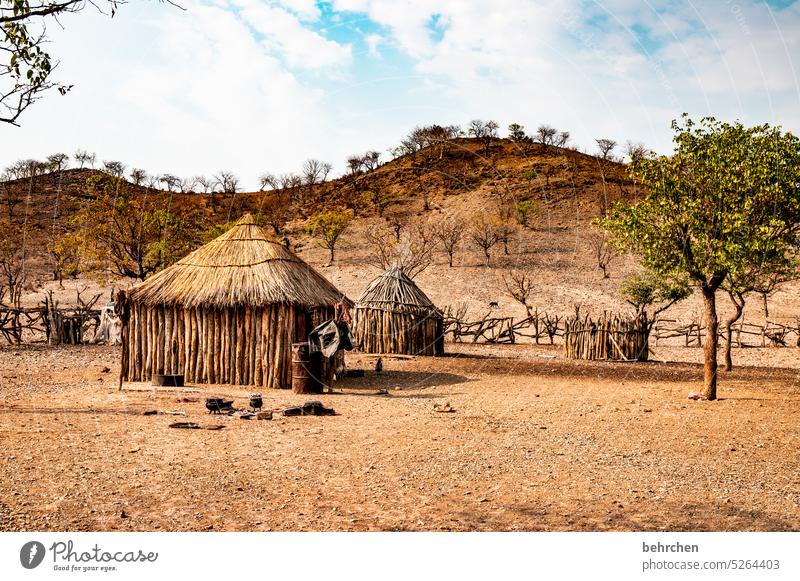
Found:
<box><xmin>118</xmin><ymin>214</ymin><xmax>350</xmax><ymax>388</ymax></box>
<box><xmin>352</xmin><ymin>266</ymin><xmax>444</xmax><ymax>356</ymax></box>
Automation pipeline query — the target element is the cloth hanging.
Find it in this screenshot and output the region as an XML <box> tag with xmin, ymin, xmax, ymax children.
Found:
<box><xmin>308</xmin><ymin>319</ymin><xmax>354</xmax><ymax>357</ymax></box>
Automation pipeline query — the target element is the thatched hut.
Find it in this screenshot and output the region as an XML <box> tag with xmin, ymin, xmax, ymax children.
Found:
<box><xmin>118</xmin><ymin>214</ymin><xmax>350</xmax><ymax>388</ymax></box>
<box><xmin>352</xmin><ymin>266</ymin><xmax>444</xmax><ymax>356</ymax></box>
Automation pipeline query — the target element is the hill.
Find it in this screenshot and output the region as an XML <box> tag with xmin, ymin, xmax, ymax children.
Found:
<box><xmin>2</xmin><ymin>137</ymin><xmax>798</xmax><ymax>334</ymax></box>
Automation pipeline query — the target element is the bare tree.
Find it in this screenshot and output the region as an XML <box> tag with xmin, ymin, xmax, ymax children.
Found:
<box><xmin>495</xmin><ymin>219</ymin><xmax>516</xmax><ymax>255</ymax></box>
<box><xmin>433</xmin><ymin>216</ymin><xmax>464</xmax><ymax>267</ymax></box>
<box><xmin>362</xmin><ymin>151</ymin><xmax>381</xmax><ymax>171</ymax></box>
<box><xmin>159</xmin><ymin>173</ymin><xmax>180</xmax><ymax>193</ymax></box>
<box><xmin>504</xmin><ymin>270</ymin><xmax>535</xmax><ymax>316</ymax></box>
<box><xmin>595</xmin><ymin>138</ymin><xmax>617</xmax><ymax>160</ymax></box>
<box><xmin>535</xmin><ymin>125</ymin><xmax>557</xmax><ymax>146</ymax></box>
<box><xmin>46</xmin><ymin>153</ymin><xmax>69</xmax><ymax>172</ymax></box>
<box><xmin>365</xmin><ymin>219</ymin><xmax>437</xmax><ymax>278</ymax></box>
<box><xmin>346</xmin><ymin>155</ymin><xmax>364</xmax><ymax>191</ymax></box>
<box><xmin>0</xmin><ymin>219</ymin><xmax>25</xmax><ymax>308</ymax></box>
<box><xmin>624</xmin><ymin>140</ymin><xmax>649</xmax><ymax>163</ymax></box>
<box><xmin>590</xmin><ymin>232</ymin><xmax>616</xmax><ymax>278</ymax></box>
<box><xmin>214</xmin><ymin>171</ymin><xmax>239</xmax><ymax>194</ymax></box>
<box><xmin>258</xmin><ymin>173</ymin><xmax>277</xmax><ymax>191</ymax></box>
<box><xmin>102</xmin><ymin>160</ymin><xmax>126</xmax><ymax>179</ymax></box>
<box><xmin>178</xmin><ymin>176</ymin><xmax>198</xmax><ymax>194</ymax></box>
<box><xmin>195</xmin><ymin>175</ymin><xmax>215</xmax><ymax>194</ymax></box>
<box><xmin>302</xmin><ymin>158</ymin><xmax>328</xmax><ymax>191</ymax></box>
<box><xmin>74</xmin><ymin>149</ymin><xmax>95</xmax><ymax>169</ymax></box>
<box><xmin>468</xmin><ymin>119</ymin><xmax>499</xmax><ymax>156</ymax></box>
<box><xmin>129</xmin><ymin>168</ymin><xmax>147</xmax><ymax>187</ymax></box>
<box><xmin>554</xmin><ymin>131</ymin><xmax>571</xmax><ymax>148</ymax></box>
<box><xmin>470</xmin><ymin>214</ymin><xmax>501</xmax><ymax>266</ymax></box>
<box><xmin>0</xmin><ymin>170</ymin><xmax>22</xmax><ymax>218</ymax></box>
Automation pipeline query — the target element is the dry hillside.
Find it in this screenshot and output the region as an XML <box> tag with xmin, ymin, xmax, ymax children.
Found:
<box><xmin>3</xmin><ymin>138</ymin><xmax>799</xmax><ymax>332</ymax></box>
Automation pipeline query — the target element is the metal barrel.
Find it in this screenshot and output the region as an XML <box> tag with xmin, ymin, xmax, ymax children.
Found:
<box><xmin>291</xmin><ymin>342</ymin><xmax>322</xmax><ymax>394</ymax></box>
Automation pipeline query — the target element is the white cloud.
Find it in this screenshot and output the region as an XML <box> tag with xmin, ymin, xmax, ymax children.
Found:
<box><xmin>233</xmin><ymin>0</ymin><xmax>352</xmax><ymax>71</ymax></box>
<box><xmin>365</xmin><ymin>33</ymin><xmax>383</xmax><ymax>59</ymax></box>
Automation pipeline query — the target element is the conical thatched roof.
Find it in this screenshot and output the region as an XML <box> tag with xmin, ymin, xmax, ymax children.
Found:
<box><xmin>355</xmin><ymin>265</ymin><xmax>441</xmax><ymax>317</ymax></box>
<box><xmin>127</xmin><ymin>214</ymin><xmax>348</xmax><ymax>309</ymax></box>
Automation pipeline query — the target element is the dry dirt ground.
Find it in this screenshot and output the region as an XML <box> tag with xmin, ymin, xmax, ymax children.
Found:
<box><xmin>1</xmin><ymin>342</ymin><xmax>798</xmax><ymax>532</ymax></box>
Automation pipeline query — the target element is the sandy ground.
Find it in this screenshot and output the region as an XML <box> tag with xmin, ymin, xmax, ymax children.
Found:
<box><xmin>1</xmin><ymin>342</ymin><xmax>798</xmax><ymax>532</ymax></box>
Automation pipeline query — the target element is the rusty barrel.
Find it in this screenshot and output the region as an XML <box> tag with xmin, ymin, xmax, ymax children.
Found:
<box><xmin>292</xmin><ymin>342</ymin><xmax>322</xmax><ymax>394</ymax></box>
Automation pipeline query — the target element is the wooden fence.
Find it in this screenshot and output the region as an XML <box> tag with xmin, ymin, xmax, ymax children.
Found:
<box><xmin>653</xmin><ymin>319</ymin><xmax>800</xmax><ymax>348</ymax></box>
<box><xmin>0</xmin><ymin>290</ymin><xmax>104</xmax><ymax>345</ymax></box>
<box><xmin>563</xmin><ymin>313</ymin><xmax>648</xmax><ymax>361</ymax></box>
<box><xmin>444</xmin><ymin>308</ymin><xmax>800</xmax><ymax>350</ymax></box>
<box><xmin>444</xmin><ymin>308</ymin><xmax>564</xmax><ymax>344</ymax></box>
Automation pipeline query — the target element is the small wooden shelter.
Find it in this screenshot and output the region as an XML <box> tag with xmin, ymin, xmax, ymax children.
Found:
<box><xmin>352</xmin><ymin>266</ymin><xmax>444</xmax><ymax>356</ymax></box>
<box><xmin>118</xmin><ymin>214</ymin><xmax>349</xmax><ymax>388</ymax></box>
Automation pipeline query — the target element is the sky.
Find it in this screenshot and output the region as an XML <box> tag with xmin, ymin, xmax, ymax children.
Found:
<box><xmin>4</xmin><ymin>0</ymin><xmax>800</xmax><ymax>189</ymax></box>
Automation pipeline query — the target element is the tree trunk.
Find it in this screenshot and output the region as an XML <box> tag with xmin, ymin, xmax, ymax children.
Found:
<box><xmin>701</xmin><ymin>286</ymin><xmax>719</xmax><ymax>400</ymax></box>
<box><xmin>724</xmin><ymin>291</ymin><xmax>744</xmax><ymax>372</ymax></box>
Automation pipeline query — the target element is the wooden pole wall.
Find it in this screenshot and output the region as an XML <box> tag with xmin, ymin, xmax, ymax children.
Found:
<box><xmin>123</xmin><ymin>302</ymin><xmax>343</xmax><ymax>389</ymax></box>
<box><xmin>352</xmin><ymin>307</ymin><xmax>444</xmax><ymax>356</ymax></box>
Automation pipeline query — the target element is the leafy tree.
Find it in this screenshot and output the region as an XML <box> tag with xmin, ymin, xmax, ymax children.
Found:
<box><xmin>619</xmin><ymin>271</ymin><xmax>691</xmax><ymax>323</ymax></box>
<box><xmin>70</xmin><ymin>174</ymin><xmax>201</xmax><ymax>280</ymax></box>
<box><xmin>602</xmin><ymin>115</ymin><xmax>800</xmax><ymax>400</ymax></box>
<box><xmin>507</xmin><ymin>123</ymin><xmax>527</xmax><ymax>142</ymax></box>
<box><xmin>0</xmin><ymin>1</ymin><xmax>174</xmax><ymax>125</ymax></box>
<box><xmin>306</xmin><ymin>210</ymin><xmax>352</xmax><ymax>265</ymax></box>
<box><xmin>362</xmin><ymin>187</ymin><xmax>396</xmax><ymax>216</ymax></box>
<box><xmin>514</xmin><ymin>200</ymin><xmax>536</xmax><ymax>227</ymax></box>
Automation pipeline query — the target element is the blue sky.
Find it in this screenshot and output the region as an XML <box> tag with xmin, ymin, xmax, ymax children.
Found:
<box><xmin>5</xmin><ymin>0</ymin><xmax>800</xmax><ymax>188</ymax></box>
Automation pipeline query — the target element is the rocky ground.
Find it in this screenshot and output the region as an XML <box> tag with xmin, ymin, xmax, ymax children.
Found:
<box><xmin>1</xmin><ymin>342</ymin><xmax>798</xmax><ymax>532</ymax></box>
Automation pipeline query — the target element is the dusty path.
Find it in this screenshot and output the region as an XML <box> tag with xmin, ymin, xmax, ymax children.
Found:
<box><xmin>1</xmin><ymin>343</ymin><xmax>798</xmax><ymax>531</ymax></box>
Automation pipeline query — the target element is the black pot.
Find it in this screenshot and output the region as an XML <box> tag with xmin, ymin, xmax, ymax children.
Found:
<box><xmin>249</xmin><ymin>394</ymin><xmax>263</xmax><ymax>411</ymax></box>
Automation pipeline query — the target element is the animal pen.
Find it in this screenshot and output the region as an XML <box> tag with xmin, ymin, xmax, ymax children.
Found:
<box><xmin>118</xmin><ymin>214</ymin><xmax>350</xmax><ymax>388</ymax></box>
<box><xmin>352</xmin><ymin>266</ymin><xmax>444</xmax><ymax>356</ymax></box>
<box><xmin>563</xmin><ymin>313</ymin><xmax>649</xmax><ymax>361</ymax></box>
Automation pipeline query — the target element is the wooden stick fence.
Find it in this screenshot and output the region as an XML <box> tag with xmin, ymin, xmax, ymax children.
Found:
<box><xmin>563</xmin><ymin>313</ymin><xmax>649</xmax><ymax>361</ymax></box>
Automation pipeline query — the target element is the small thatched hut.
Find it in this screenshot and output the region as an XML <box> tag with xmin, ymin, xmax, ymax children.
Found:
<box><xmin>118</xmin><ymin>214</ymin><xmax>350</xmax><ymax>388</ymax></box>
<box><xmin>352</xmin><ymin>266</ymin><xmax>444</xmax><ymax>356</ymax></box>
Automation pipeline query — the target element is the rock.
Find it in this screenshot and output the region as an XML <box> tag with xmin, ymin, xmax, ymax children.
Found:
<box><xmin>257</xmin><ymin>411</ymin><xmax>273</xmax><ymax>420</ymax></box>
<box><xmin>100</xmin><ymin>366</ymin><xmax>111</xmax><ymax>373</ymax></box>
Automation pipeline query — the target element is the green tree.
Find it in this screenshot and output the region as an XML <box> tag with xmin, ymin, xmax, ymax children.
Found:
<box><xmin>70</xmin><ymin>174</ymin><xmax>202</xmax><ymax>280</ymax></box>
<box><xmin>306</xmin><ymin>210</ymin><xmax>352</xmax><ymax>266</ymax></box>
<box><xmin>602</xmin><ymin>115</ymin><xmax>800</xmax><ymax>400</ymax></box>
<box><xmin>619</xmin><ymin>271</ymin><xmax>691</xmax><ymax>326</ymax></box>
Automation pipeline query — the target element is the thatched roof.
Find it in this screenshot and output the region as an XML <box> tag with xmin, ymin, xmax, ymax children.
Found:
<box><xmin>355</xmin><ymin>265</ymin><xmax>441</xmax><ymax>317</ymax></box>
<box><xmin>127</xmin><ymin>214</ymin><xmax>349</xmax><ymax>309</ymax></box>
